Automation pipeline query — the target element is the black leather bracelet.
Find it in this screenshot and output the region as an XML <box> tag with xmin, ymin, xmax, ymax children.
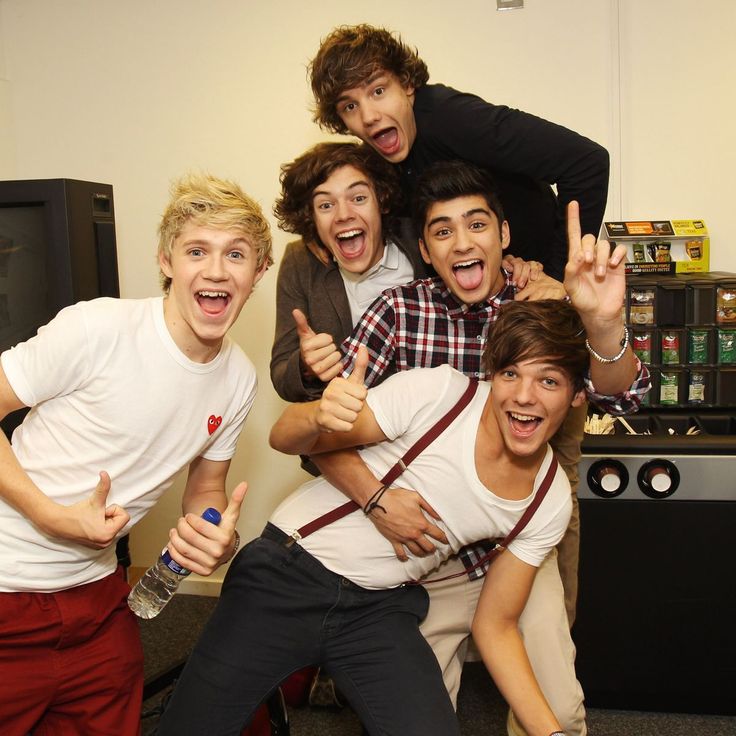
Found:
<box><xmin>363</xmin><ymin>484</ymin><xmax>389</xmax><ymax>515</ymax></box>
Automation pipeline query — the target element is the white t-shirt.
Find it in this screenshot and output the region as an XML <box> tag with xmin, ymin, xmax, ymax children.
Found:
<box><xmin>271</xmin><ymin>365</ymin><xmax>571</xmax><ymax>590</ymax></box>
<box><xmin>0</xmin><ymin>297</ymin><xmax>257</xmax><ymax>592</ymax></box>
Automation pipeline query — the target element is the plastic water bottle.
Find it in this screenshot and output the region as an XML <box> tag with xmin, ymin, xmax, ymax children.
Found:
<box><xmin>127</xmin><ymin>507</ymin><xmax>222</xmax><ymax>619</ymax></box>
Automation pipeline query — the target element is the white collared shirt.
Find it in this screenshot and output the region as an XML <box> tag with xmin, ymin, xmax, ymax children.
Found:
<box><xmin>339</xmin><ymin>240</ymin><xmax>415</xmax><ymax>327</ymax></box>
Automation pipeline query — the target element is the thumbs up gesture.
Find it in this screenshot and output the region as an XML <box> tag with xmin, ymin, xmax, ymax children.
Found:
<box><xmin>317</xmin><ymin>346</ymin><xmax>369</xmax><ymax>432</ymax></box>
<box><xmin>293</xmin><ymin>309</ymin><xmax>343</xmax><ymax>382</ymax></box>
<box><xmin>168</xmin><ymin>482</ymin><xmax>249</xmax><ymax>576</ymax></box>
<box><xmin>43</xmin><ymin>471</ymin><xmax>131</xmax><ymax>549</ymax></box>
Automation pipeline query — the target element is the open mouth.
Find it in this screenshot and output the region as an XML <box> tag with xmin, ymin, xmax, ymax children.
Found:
<box><xmin>452</xmin><ymin>259</ymin><xmax>485</xmax><ymax>291</ymax></box>
<box><xmin>507</xmin><ymin>411</ymin><xmax>542</xmax><ymax>438</ymax></box>
<box><xmin>196</xmin><ymin>290</ymin><xmax>230</xmax><ymax>316</ymax></box>
<box><xmin>372</xmin><ymin>127</ymin><xmax>400</xmax><ymax>155</ymax></box>
<box><xmin>335</xmin><ymin>229</ymin><xmax>366</xmax><ymax>259</ymax></box>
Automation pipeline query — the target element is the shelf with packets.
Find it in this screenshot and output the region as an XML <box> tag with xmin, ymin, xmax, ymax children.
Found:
<box><xmin>624</xmin><ymin>272</ymin><xmax>736</xmax><ymax>409</ymax></box>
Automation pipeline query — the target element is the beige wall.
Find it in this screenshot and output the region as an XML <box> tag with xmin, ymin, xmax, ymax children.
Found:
<box><xmin>617</xmin><ymin>1</ymin><xmax>736</xmax><ymax>256</ymax></box>
<box><xmin>0</xmin><ymin>0</ymin><xmax>733</xmax><ymax>590</ymax></box>
<box><xmin>0</xmin><ymin>10</ymin><xmax>16</xmax><ymax>177</ymax></box>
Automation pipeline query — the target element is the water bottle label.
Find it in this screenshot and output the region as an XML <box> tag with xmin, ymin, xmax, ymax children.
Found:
<box><xmin>161</xmin><ymin>548</ymin><xmax>189</xmax><ymax>576</ymax></box>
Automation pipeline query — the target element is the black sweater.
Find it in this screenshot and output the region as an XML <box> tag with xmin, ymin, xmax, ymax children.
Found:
<box><xmin>399</xmin><ymin>84</ymin><xmax>610</xmax><ymax>281</ymax></box>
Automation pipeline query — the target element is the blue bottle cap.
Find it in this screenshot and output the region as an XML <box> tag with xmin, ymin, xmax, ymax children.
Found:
<box><xmin>202</xmin><ymin>507</ymin><xmax>222</xmax><ymax>525</ymax></box>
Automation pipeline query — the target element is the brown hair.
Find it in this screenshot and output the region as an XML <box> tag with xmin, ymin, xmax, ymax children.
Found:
<box><xmin>309</xmin><ymin>24</ymin><xmax>429</xmax><ymax>133</ymax></box>
<box><xmin>483</xmin><ymin>300</ymin><xmax>588</xmax><ymax>393</ymax></box>
<box><xmin>273</xmin><ymin>142</ymin><xmax>402</xmax><ymax>248</ymax></box>
<box><xmin>157</xmin><ymin>172</ymin><xmax>273</xmax><ymax>293</ymax></box>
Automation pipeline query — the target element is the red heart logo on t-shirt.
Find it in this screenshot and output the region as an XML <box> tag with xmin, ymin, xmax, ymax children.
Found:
<box><xmin>207</xmin><ymin>415</ymin><xmax>223</xmax><ymax>435</ymax></box>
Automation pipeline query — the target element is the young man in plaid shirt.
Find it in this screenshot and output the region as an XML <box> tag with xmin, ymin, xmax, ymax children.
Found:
<box><xmin>306</xmin><ymin>160</ymin><xmax>649</xmax><ymax>736</ymax></box>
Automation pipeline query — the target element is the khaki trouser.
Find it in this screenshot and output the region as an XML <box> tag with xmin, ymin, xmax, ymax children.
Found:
<box><xmin>549</xmin><ymin>400</ymin><xmax>587</xmax><ymax>627</ymax></box>
<box><xmin>420</xmin><ymin>551</ymin><xmax>587</xmax><ymax>736</ymax></box>
<box><xmin>419</xmin><ymin>402</ymin><xmax>589</xmax><ymax>736</ymax></box>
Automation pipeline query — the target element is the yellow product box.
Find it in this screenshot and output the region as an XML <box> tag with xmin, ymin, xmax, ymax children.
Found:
<box><xmin>601</xmin><ymin>219</ymin><xmax>709</xmax><ymax>275</ymax></box>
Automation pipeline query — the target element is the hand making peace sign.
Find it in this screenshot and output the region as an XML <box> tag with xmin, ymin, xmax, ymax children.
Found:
<box><xmin>563</xmin><ymin>200</ymin><xmax>628</xmax><ymax>327</ymax></box>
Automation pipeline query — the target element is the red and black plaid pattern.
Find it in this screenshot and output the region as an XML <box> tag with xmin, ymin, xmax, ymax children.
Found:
<box><xmin>341</xmin><ymin>275</ymin><xmax>515</xmax><ymax>386</ymax></box>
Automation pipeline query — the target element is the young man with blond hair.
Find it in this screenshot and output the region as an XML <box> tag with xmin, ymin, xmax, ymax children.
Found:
<box><xmin>0</xmin><ymin>173</ymin><xmax>272</xmax><ymax>735</ymax></box>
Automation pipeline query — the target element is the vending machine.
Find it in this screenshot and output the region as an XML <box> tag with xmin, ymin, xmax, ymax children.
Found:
<box><xmin>573</xmin><ymin>219</ymin><xmax>736</xmax><ymax>715</ymax></box>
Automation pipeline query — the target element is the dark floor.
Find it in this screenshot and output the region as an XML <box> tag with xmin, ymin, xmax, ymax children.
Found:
<box><xmin>139</xmin><ymin>595</ymin><xmax>736</xmax><ymax>736</ymax></box>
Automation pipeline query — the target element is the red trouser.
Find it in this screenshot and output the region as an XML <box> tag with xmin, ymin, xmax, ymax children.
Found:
<box><xmin>0</xmin><ymin>566</ymin><xmax>144</xmax><ymax>736</ymax></box>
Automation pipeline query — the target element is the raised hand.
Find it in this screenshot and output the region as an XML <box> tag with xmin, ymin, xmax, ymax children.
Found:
<box><xmin>317</xmin><ymin>346</ymin><xmax>369</xmax><ymax>432</ymax></box>
<box><xmin>293</xmin><ymin>308</ymin><xmax>343</xmax><ymax>382</ymax></box>
<box><xmin>44</xmin><ymin>471</ymin><xmax>130</xmax><ymax>549</ymax></box>
<box><xmin>564</xmin><ymin>201</ymin><xmax>639</xmax><ymax>394</ymax></box>
<box><xmin>168</xmin><ymin>482</ymin><xmax>248</xmax><ymax>576</ymax></box>
<box><xmin>564</xmin><ymin>200</ymin><xmax>628</xmax><ymax>324</ymax></box>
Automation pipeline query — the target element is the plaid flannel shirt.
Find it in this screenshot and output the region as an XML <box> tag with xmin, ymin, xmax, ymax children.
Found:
<box><xmin>341</xmin><ymin>272</ymin><xmax>651</xmax><ymax>579</ymax></box>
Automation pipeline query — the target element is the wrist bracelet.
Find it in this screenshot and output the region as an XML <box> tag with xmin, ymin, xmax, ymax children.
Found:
<box><xmin>548</xmin><ymin>732</ymin><xmax>566</xmax><ymax>736</ymax></box>
<box><xmin>363</xmin><ymin>484</ymin><xmax>389</xmax><ymax>515</ymax></box>
<box><xmin>229</xmin><ymin>529</ymin><xmax>241</xmax><ymax>561</ymax></box>
<box><xmin>585</xmin><ymin>324</ymin><xmax>629</xmax><ymax>364</ymax></box>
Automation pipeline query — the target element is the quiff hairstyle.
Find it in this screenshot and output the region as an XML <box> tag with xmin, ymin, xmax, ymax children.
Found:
<box><xmin>309</xmin><ymin>24</ymin><xmax>429</xmax><ymax>133</ymax></box>
<box><xmin>483</xmin><ymin>300</ymin><xmax>588</xmax><ymax>393</ymax></box>
<box><xmin>273</xmin><ymin>142</ymin><xmax>402</xmax><ymax>248</ymax></box>
<box><xmin>157</xmin><ymin>172</ymin><xmax>273</xmax><ymax>293</ymax></box>
<box><xmin>412</xmin><ymin>160</ymin><xmax>505</xmax><ymax>238</ymax></box>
